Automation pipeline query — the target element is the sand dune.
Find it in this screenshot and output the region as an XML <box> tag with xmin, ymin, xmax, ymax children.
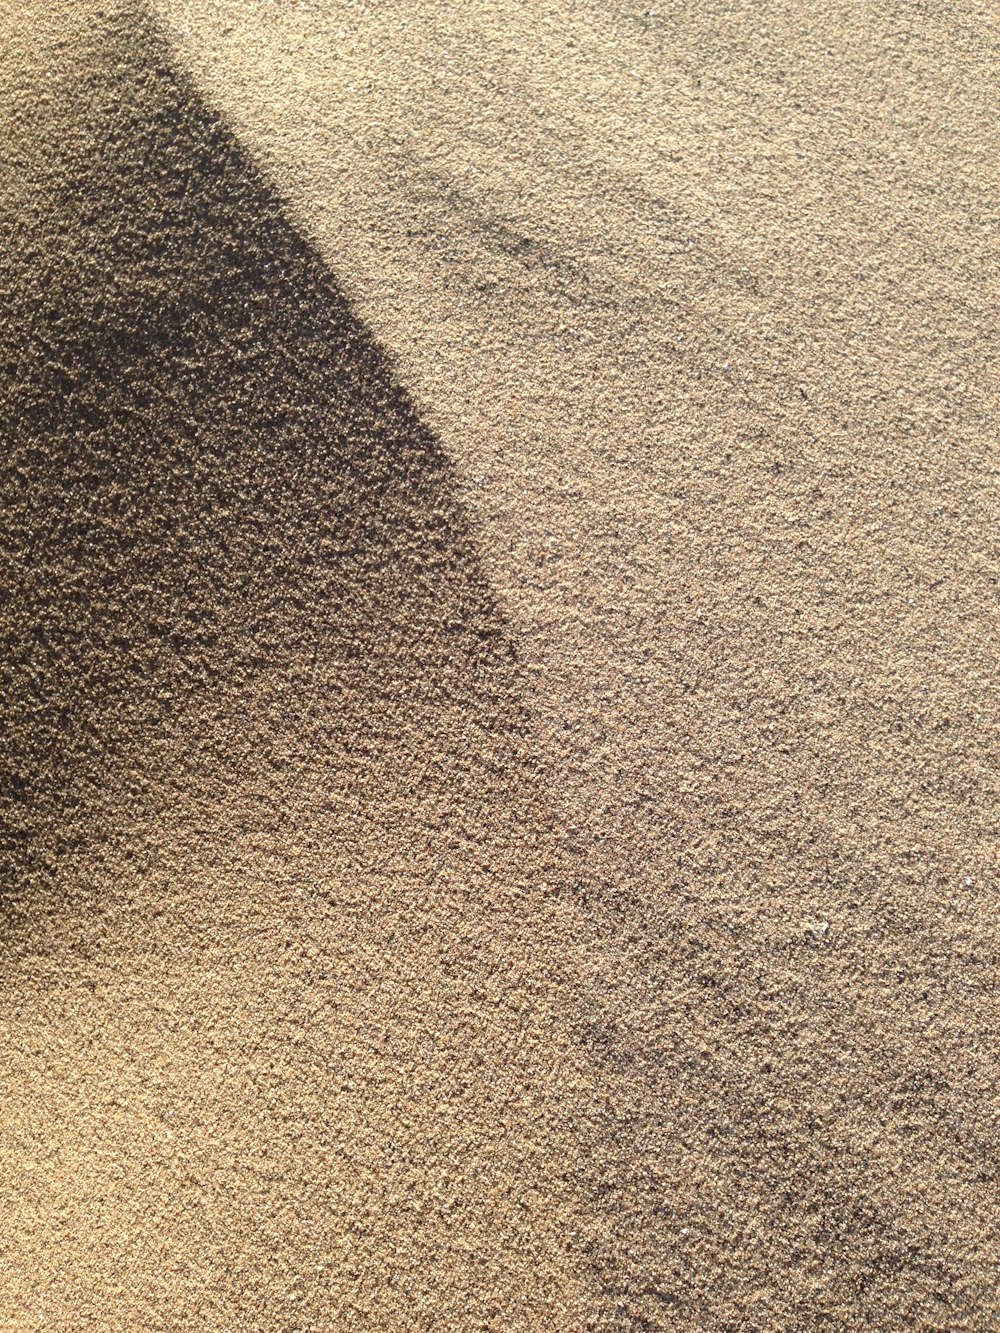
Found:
<box><xmin>2</xmin><ymin>1</ymin><xmax>998</xmax><ymax>1328</ymax></box>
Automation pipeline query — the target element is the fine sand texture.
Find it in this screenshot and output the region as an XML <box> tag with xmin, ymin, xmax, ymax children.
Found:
<box><xmin>2</xmin><ymin>2</ymin><xmax>999</xmax><ymax>1329</ymax></box>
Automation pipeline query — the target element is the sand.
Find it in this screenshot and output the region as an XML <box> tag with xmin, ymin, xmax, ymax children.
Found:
<box><xmin>1</xmin><ymin>1</ymin><xmax>997</xmax><ymax>1328</ymax></box>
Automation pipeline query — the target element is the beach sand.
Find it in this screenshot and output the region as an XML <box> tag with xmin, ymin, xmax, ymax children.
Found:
<box><xmin>1</xmin><ymin>1</ymin><xmax>998</xmax><ymax>1327</ymax></box>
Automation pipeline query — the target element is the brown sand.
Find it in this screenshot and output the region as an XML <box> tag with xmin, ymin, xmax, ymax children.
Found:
<box><xmin>1</xmin><ymin>1</ymin><xmax>998</xmax><ymax>1328</ymax></box>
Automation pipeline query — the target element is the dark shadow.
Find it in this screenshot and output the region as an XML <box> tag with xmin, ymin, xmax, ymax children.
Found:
<box><xmin>0</xmin><ymin>12</ymin><xmax>525</xmax><ymax>899</ymax></box>
<box><xmin>0</xmin><ymin>19</ymin><xmax>664</xmax><ymax>1326</ymax></box>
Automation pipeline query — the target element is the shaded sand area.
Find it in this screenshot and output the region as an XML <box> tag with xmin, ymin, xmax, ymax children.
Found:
<box><xmin>2</xmin><ymin>1</ymin><xmax>999</xmax><ymax>1328</ymax></box>
<box><xmin>1</xmin><ymin>11</ymin><xmax>600</xmax><ymax>1326</ymax></box>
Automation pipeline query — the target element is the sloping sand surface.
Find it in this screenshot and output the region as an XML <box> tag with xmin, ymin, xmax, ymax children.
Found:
<box><xmin>2</xmin><ymin>1</ymin><xmax>999</xmax><ymax>1328</ymax></box>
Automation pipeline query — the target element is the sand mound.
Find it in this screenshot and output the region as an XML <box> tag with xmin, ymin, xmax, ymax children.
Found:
<box><xmin>2</xmin><ymin>1</ymin><xmax>998</xmax><ymax>1328</ymax></box>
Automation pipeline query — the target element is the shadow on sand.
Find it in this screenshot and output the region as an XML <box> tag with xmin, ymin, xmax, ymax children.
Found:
<box><xmin>0</xmin><ymin>11</ymin><xmax>526</xmax><ymax>893</ymax></box>
<box><xmin>0</xmin><ymin>16</ymin><xmax>671</xmax><ymax>1327</ymax></box>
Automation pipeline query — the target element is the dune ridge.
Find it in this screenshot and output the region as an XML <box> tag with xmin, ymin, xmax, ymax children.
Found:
<box><xmin>2</xmin><ymin>0</ymin><xmax>999</xmax><ymax>1328</ymax></box>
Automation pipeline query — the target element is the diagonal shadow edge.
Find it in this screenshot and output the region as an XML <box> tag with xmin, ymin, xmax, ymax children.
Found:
<box><xmin>0</xmin><ymin>11</ymin><xmax>675</xmax><ymax>1325</ymax></box>
<box><xmin>0</xmin><ymin>6</ymin><xmax>535</xmax><ymax>904</ymax></box>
